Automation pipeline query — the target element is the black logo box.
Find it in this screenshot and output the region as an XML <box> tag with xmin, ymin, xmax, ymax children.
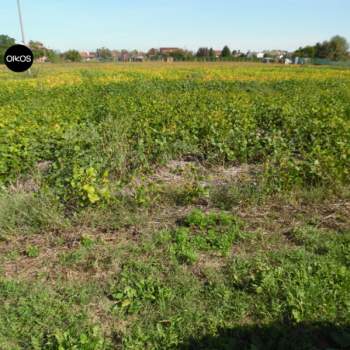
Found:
<box><xmin>4</xmin><ymin>44</ymin><xmax>34</xmax><ymax>73</ymax></box>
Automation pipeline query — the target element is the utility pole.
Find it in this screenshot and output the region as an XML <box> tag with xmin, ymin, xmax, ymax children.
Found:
<box><xmin>17</xmin><ymin>0</ymin><xmax>26</xmax><ymax>45</ymax></box>
<box><xmin>17</xmin><ymin>0</ymin><xmax>31</xmax><ymax>74</ymax></box>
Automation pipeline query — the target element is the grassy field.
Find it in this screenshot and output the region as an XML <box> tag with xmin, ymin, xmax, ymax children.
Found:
<box><xmin>0</xmin><ymin>62</ymin><xmax>349</xmax><ymax>349</ymax></box>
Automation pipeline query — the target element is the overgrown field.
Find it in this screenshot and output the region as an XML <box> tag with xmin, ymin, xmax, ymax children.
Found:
<box><xmin>0</xmin><ymin>62</ymin><xmax>349</xmax><ymax>349</ymax></box>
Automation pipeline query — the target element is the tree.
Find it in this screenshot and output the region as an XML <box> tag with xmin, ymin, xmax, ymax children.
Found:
<box><xmin>147</xmin><ymin>48</ymin><xmax>159</xmax><ymax>56</ymax></box>
<box><xmin>29</xmin><ymin>40</ymin><xmax>46</xmax><ymax>59</ymax></box>
<box><xmin>0</xmin><ymin>34</ymin><xmax>15</xmax><ymax>48</ymax></box>
<box><xmin>328</xmin><ymin>35</ymin><xmax>349</xmax><ymax>61</ymax></box>
<box><xmin>169</xmin><ymin>49</ymin><xmax>193</xmax><ymax>61</ymax></box>
<box><xmin>294</xmin><ymin>45</ymin><xmax>316</xmax><ymax>58</ymax></box>
<box><xmin>96</xmin><ymin>47</ymin><xmax>112</xmax><ymax>60</ymax></box>
<box><xmin>315</xmin><ymin>41</ymin><xmax>330</xmax><ymax>59</ymax></box>
<box><xmin>196</xmin><ymin>47</ymin><xmax>210</xmax><ymax>58</ymax></box>
<box><xmin>221</xmin><ymin>46</ymin><xmax>231</xmax><ymax>58</ymax></box>
<box><xmin>209</xmin><ymin>48</ymin><xmax>216</xmax><ymax>59</ymax></box>
<box><xmin>47</xmin><ymin>50</ymin><xmax>62</xmax><ymax>63</ymax></box>
<box><xmin>64</xmin><ymin>50</ymin><xmax>81</xmax><ymax>62</ymax></box>
<box><xmin>0</xmin><ymin>35</ymin><xmax>16</xmax><ymax>64</ymax></box>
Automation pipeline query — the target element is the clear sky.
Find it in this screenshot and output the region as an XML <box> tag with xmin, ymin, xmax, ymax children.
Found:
<box><xmin>1</xmin><ymin>0</ymin><xmax>349</xmax><ymax>52</ymax></box>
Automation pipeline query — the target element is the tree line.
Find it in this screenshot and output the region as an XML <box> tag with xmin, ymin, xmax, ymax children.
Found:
<box><xmin>1</xmin><ymin>34</ymin><xmax>349</xmax><ymax>64</ymax></box>
<box><xmin>294</xmin><ymin>35</ymin><xmax>349</xmax><ymax>61</ymax></box>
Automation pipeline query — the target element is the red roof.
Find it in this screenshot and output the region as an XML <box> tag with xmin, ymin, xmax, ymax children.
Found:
<box><xmin>159</xmin><ymin>48</ymin><xmax>180</xmax><ymax>54</ymax></box>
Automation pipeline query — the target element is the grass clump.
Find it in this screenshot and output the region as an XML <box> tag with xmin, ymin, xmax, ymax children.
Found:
<box><xmin>156</xmin><ymin>210</ymin><xmax>243</xmax><ymax>264</ymax></box>
<box><xmin>0</xmin><ymin>190</ymin><xmax>67</xmax><ymax>238</ymax></box>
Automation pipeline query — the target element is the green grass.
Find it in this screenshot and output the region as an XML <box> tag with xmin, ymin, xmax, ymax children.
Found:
<box><xmin>1</xmin><ymin>204</ymin><xmax>349</xmax><ymax>349</ymax></box>
<box><xmin>0</xmin><ymin>279</ymin><xmax>105</xmax><ymax>350</ymax></box>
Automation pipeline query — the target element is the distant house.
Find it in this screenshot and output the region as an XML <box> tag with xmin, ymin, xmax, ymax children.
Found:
<box><xmin>119</xmin><ymin>53</ymin><xmax>130</xmax><ymax>62</ymax></box>
<box><xmin>159</xmin><ymin>48</ymin><xmax>180</xmax><ymax>55</ymax></box>
<box><xmin>214</xmin><ymin>50</ymin><xmax>222</xmax><ymax>58</ymax></box>
<box><xmin>262</xmin><ymin>57</ymin><xmax>274</xmax><ymax>63</ymax></box>
<box><xmin>35</xmin><ymin>56</ymin><xmax>48</xmax><ymax>63</ymax></box>
<box><xmin>80</xmin><ymin>51</ymin><xmax>88</xmax><ymax>60</ymax></box>
<box><xmin>132</xmin><ymin>55</ymin><xmax>145</xmax><ymax>62</ymax></box>
<box><xmin>257</xmin><ymin>52</ymin><xmax>265</xmax><ymax>59</ymax></box>
<box><xmin>269</xmin><ymin>50</ymin><xmax>288</xmax><ymax>58</ymax></box>
<box><xmin>233</xmin><ymin>50</ymin><xmax>244</xmax><ymax>58</ymax></box>
<box><xmin>111</xmin><ymin>50</ymin><xmax>120</xmax><ymax>61</ymax></box>
<box><xmin>246</xmin><ymin>51</ymin><xmax>257</xmax><ymax>59</ymax></box>
<box><xmin>80</xmin><ymin>51</ymin><xmax>96</xmax><ymax>61</ymax></box>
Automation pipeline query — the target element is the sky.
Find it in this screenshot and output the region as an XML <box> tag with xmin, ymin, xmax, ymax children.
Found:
<box><xmin>1</xmin><ymin>0</ymin><xmax>349</xmax><ymax>52</ymax></box>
